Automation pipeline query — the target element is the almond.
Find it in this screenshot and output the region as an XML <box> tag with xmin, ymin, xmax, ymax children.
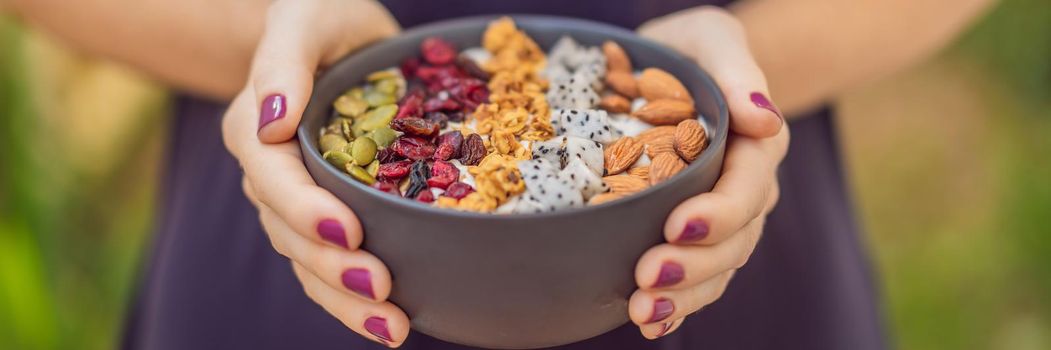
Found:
<box><xmin>589</xmin><ymin>192</ymin><xmax>626</xmax><ymax>205</ymax></box>
<box><xmin>604</xmin><ymin>137</ymin><xmax>644</xmax><ymax>175</ymax></box>
<box><xmin>646</xmin><ymin>142</ymin><xmax>675</xmax><ymax>158</ymax></box>
<box><xmin>627</xmin><ymin>166</ymin><xmax>650</xmax><ymax>181</ymax></box>
<box><xmin>599</xmin><ymin>94</ymin><xmax>632</xmax><ymax>114</ymax></box>
<box><xmin>638</xmin><ymin>68</ymin><xmax>694</xmax><ymax>104</ymax></box>
<box><xmin>605</xmin><ymin>71</ymin><xmax>639</xmax><ymax>98</ymax></box>
<box><xmin>673</xmin><ymin>119</ymin><xmax>708</xmax><ymax>162</ymax></box>
<box><xmin>603</xmin><ymin>175</ymin><xmax>649</xmax><ymax>194</ymax></box>
<box><xmin>632</xmin><ymin>99</ymin><xmax>696</xmax><ymax>126</ymax></box>
<box><xmin>602</xmin><ymin>41</ymin><xmax>632</xmax><ymax>73</ymax></box>
<box><xmin>649</xmin><ymin>152</ymin><xmax>688</xmax><ymax>185</ymax></box>
<box><xmin>636</xmin><ymin>126</ymin><xmax>676</xmax><ymax>158</ymax></box>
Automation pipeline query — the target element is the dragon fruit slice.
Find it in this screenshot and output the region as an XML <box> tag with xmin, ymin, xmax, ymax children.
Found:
<box><xmin>560</xmin><ymin>158</ymin><xmax>608</xmax><ymax>200</ymax></box>
<box><xmin>530</xmin><ymin>137</ymin><xmax>567</xmax><ymax>166</ymax></box>
<box><xmin>555</xmin><ymin>109</ymin><xmax>618</xmax><ymax>144</ymax></box>
<box><xmin>547</xmin><ymin>77</ymin><xmax>600</xmax><ymax>110</ymax></box>
<box><xmin>563</xmin><ymin>136</ymin><xmax>605</xmax><ymax>176</ymax></box>
<box><xmin>518</xmin><ymin>158</ymin><xmax>559</xmax><ymax>183</ymax></box>
<box><xmin>523</xmin><ymin>174</ymin><xmax>584</xmax><ymax>212</ymax></box>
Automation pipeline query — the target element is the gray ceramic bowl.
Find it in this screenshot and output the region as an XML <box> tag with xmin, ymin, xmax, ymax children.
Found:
<box><xmin>298</xmin><ymin>15</ymin><xmax>728</xmax><ymax>349</ymax></box>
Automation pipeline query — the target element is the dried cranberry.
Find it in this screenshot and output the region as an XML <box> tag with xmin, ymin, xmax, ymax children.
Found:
<box><xmin>400</xmin><ymin>57</ymin><xmax>421</xmax><ymax>78</ymax></box>
<box><xmin>371</xmin><ymin>181</ymin><xmax>401</xmax><ymax>196</ymax></box>
<box><xmin>433</xmin><ymin>131</ymin><xmax>463</xmax><ymax>161</ymax></box>
<box><xmin>455</xmin><ymin>56</ymin><xmax>491</xmax><ymax>81</ymax></box>
<box><xmin>416</xmin><ymin>65</ymin><xmax>462</xmax><ymax>83</ymax></box>
<box><xmin>376</xmin><ymin>148</ymin><xmax>404</xmax><ymax>164</ymax></box>
<box><xmin>459</xmin><ymin>133</ymin><xmax>487</xmax><ymax>166</ymax></box>
<box><xmin>421</xmin><ymin>37</ymin><xmax>457</xmax><ymax>65</ymax></box>
<box><xmin>423</xmin><ymin>97</ymin><xmax>461</xmax><ymax>113</ymax></box>
<box><xmin>446</xmin><ymin>111</ymin><xmax>465</xmax><ymax>122</ymax></box>
<box><xmin>377</xmin><ymin>160</ymin><xmax>413</xmax><ymax>181</ymax></box>
<box><xmin>427</xmin><ymin>160</ymin><xmax>460</xmax><ymax>189</ymax></box>
<box><xmin>415</xmin><ymin>190</ymin><xmax>435</xmax><ymax>203</ymax></box>
<box><xmin>444</xmin><ymin>182</ymin><xmax>475</xmax><ymax>200</ymax></box>
<box><xmin>390</xmin><ymin>117</ymin><xmax>440</xmax><ymax>137</ymax></box>
<box><xmin>391</xmin><ymin>136</ymin><xmax>437</xmax><ymax>160</ymax></box>
<box><xmin>424</xmin><ymin>111</ymin><xmax>449</xmax><ymax>128</ymax></box>
<box><xmin>395</xmin><ymin>89</ymin><xmax>425</xmax><ymax>120</ymax></box>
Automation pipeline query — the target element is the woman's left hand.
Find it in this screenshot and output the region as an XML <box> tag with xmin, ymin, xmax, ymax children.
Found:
<box><xmin>631</xmin><ymin>7</ymin><xmax>791</xmax><ymax>338</ymax></box>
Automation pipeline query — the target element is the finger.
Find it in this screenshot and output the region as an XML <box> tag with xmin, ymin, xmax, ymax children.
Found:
<box><xmin>628</xmin><ymin>270</ymin><xmax>735</xmax><ymax>326</ymax></box>
<box><xmin>638</xmin><ymin>6</ymin><xmax>782</xmax><ymax>138</ymax></box>
<box><xmin>292</xmin><ymin>262</ymin><xmax>409</xmax><ymax>347</ymax></box>
<box><xmin>251</xmin><ymin>1</ymin><xmax>325</xmax><ymax>142</ymax></box>
<box><xmin>663</xmin><ymin>133</ymin><xmax>785</xmax><ymax>245</ymax></box>
<box><xmin>639</xmin><ymin>317</ymin><xmax>682</xmax><ymax>340</ymax></box>
<box><xmin>637</xmin><ymin>219</ymin><xmax>762</xmax><ymax>290</ymax></box>
<box><xmin>226</xmin><ymin>89</ymin><xmax>365</xmax><ymax>251</ymax></box>
<box><xmin>260</xmin><ymin>205</ymin><xmax>391</xmax><ymax>302</ymax></box>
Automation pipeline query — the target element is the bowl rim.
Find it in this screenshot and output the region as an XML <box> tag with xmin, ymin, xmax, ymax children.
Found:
<box><xmin>297</xmin><ymin>14</ymin><xmax>729</xmax><ymax>221</ymax></box>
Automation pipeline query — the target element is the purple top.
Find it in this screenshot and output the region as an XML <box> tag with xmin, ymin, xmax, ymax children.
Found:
<box><xmin>122</xmin><ymin>1</ymin><xmax>886</xmax><ymax>349</ymax></box>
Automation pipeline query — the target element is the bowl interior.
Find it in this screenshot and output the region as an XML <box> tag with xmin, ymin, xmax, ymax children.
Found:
<box><xmin>298</xmin><ymin>14</ymin><xmax>728</xmax><ymax>220</ymax></box>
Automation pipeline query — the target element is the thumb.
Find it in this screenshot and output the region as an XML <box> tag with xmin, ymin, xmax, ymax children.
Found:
<box><xmin>639</xmin><ymin>6</ymin><xmax>783</xmax><ymax>138</ymax></box>
<box><xmin>253</xmin><ymin>1</ymin><xmax>325</xmax><ymax>143</ymax></box>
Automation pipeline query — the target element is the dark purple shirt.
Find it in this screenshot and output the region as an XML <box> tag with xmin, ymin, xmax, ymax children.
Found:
<box><xmin>122</xmin><ymin>1</ymin><xmax>886</xmax><ymax>349</ymax></box>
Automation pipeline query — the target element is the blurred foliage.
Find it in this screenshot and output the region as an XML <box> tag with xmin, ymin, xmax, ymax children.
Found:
<box><xmin>0</xmin><ymin>0</ymin><xmax>1049</xmax><ymax>349</ymax></box>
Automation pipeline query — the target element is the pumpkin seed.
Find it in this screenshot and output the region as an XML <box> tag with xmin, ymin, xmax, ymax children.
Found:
<box><xmin>366</xmin><ymin>70</ymin><xmax>401</xmax><ymax>82</ymax></box>
<box><xmin>346</xmin><ymin>164</ymin><xmax>376</xmax><ymax>184</ymax></box>
<box><xmin>333</xmin><ymin>94</ymin><xmax>368</xmax><ymax>117</ymax></box>
<box><xmin>348</xmin><ymin>87</ymin><xmax>364</xmax><ymax>99</ymax></box>
<box><xmin>340</xmin><ymin>119</ymin><xmax>355</xmax><ymax>141</ymax></box>
<box><xmin>351</xmin><ymin>137</ymin><xmax>378</xmax><ymax>166</ymax></box>
<box><xmin>357</xmin><ymin>104</ymin><xmax>398</xmax><ymax>131</ymax></box>
<box><xmin>367</xmin><ymin>126</ymin><xmax>397</xmax><ymax>148</ymax></box>
<box><xmin>363</xmin><ymin>89</ymin><xmax>396</xmax><ymax>107</ymax></box>
<box><xmin>375</xmin><ymin>79</ymin><xmax>399</xmax><ymax>95</ymax></box>
<box><xmin>323</xmin><ymin>150</ymin><xmax>353</xmax><ymax>169</ymax></box>
<box><xmin>366</xmin><ymin>160</ymin><xmax>380</xmax><ymax>177</ymax></box>
<box><xmin>319</xmin><ymin>134</ymin><xmax>349</xmax><ymax>153</ymax></box>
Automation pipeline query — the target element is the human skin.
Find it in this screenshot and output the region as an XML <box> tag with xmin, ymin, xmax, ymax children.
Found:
<box><xmin>4</xmin><ymin>0</ymin><xmax>996</xmax><ymax>345</ymax></box>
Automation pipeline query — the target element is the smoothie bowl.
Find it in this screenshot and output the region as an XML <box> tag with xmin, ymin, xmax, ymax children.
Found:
<box><xmin>298</xmin><ymin>15</ymin><xmax>728</xmax><ymax>349</ymax></box>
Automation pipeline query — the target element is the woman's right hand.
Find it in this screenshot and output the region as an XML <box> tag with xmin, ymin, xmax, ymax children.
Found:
<box><xmin>221</xmin><ymin>1</ymin><xmax>409</xmax><ymax>347</ymax></box>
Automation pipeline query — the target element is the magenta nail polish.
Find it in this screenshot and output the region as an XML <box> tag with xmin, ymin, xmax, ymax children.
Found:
<box><xmin>750</xmin><ymin>92</ymin><xmax>782</xmax><ymax>122</ymax></box>
<box><xmin>365</xmin><ymin>316</ymin><xmax>393</xmax><ymax>342</ymax></box>
<box><xmin>647</xmin><ymin>298</ymin><xmax>674</xmax><ymax>323</ymax></box>
<box><xmin>258</xmin><ymin>94</ymin><xmax>286</xmax><ymax>132</ymax></box>
<box><xmin>317</xmin><ymin>219</ymin><xmax>348</xmax><ymax>249</ymax></box>
<box><xmin>653</xmin><ymin>261</ymin><xmax>685</xmax><ymax>288</ymax></box>
<box><xmin>341</xmin><ymin>268</ymin><xmax>375</xmax><ymax>300</ymax></box>
<box><xmin>677</xmin><ymin>219</ymin><xmax>709</xmax><ymax>243</ymax></box>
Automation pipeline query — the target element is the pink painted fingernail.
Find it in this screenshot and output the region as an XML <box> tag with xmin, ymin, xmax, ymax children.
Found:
<box><xmin>677</xmin><ymin>219</ymin><xmax>709</xmax><ymax>243</ymax></box>
<box><xmin>364</xmin><ymin>316</ymin><xmax>393</xmax><ymax>343</ymax></box>
<box><xmin>653</xmin><ymin>261</ymin><xmax>685</xmax><ymax>288</ymax></box>
<box><xmin>341</xmin><ymin>268</ymin><xmax>375</xmax><ymax>300</ymax></box>
<box><xmin>258</xmin><ymin>94</ymin><xmax>286</xmax><ymax>133</ymax></box>
<box><xmin>647</xmin><ymin>298</ymin><xmax>675</xmax><ymax>323</ymax></box>
<box><xmin>750</xmin><ymin>92</ymin><xmax>782</xmax><ymax>122</ymax></box>
<box><xmin>317</xmin><ymin>219</ymin><xmax>348</xmax><ymax>249</ymax></box>
<box><xmin>656</xmin><ymin>322</ymin><xmax>673</xmax><ymax>337</ymax></box>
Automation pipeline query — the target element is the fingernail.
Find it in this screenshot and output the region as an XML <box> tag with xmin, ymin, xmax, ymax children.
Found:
<box><xmin>750</xmin><ymin>92</ymin><xmax>782</xmax><ymax>123</ymax></box>
<box><xmin>656</xmin><ymin>322</ymin><xmax>673</xmax><ymax>337</ymax></box>
<box><xmin>364</xmin><ymin>316</ymin><xmax>393</xmax><ymax>343</ymax></box>
<box><xmin>341</xmin><ymin>268</ymin><xmax>375</xmax><ymax>300</ymax></box>
<box><xmin>258</xmin><ymin>94</ymin><xmax>286</xmax><ymax>132</ymax></box>
<box><xmin>317</xmin><ymin>219</ymin><xmax>348</xmax><ymax>249</ymax></box>
<box><xmin>677</xmin><ymin>219</ymin><xmax>709</xmax><ymax>243</ymax></box>
<box><xmin>653</xmin><ymin>261</ymin><xmax>685</xmax><ymax>288</ymax></box>
<box><xmin>647</xmin><ymin>298</ymin><xmax>675</xmax><ymax>323</ymax></box>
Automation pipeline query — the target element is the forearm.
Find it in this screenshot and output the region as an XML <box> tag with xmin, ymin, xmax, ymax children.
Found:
<box><xmin>731</xmin><ymin>0</ymin><xmax>997</xmax><ymax>116</ymax></box>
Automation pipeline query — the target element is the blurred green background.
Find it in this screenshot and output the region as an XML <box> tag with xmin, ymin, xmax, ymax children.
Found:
<box><xmin>1</xmin><ymin>1</ymin><xmax>1049</xmax><ymax>349</ymax></box>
